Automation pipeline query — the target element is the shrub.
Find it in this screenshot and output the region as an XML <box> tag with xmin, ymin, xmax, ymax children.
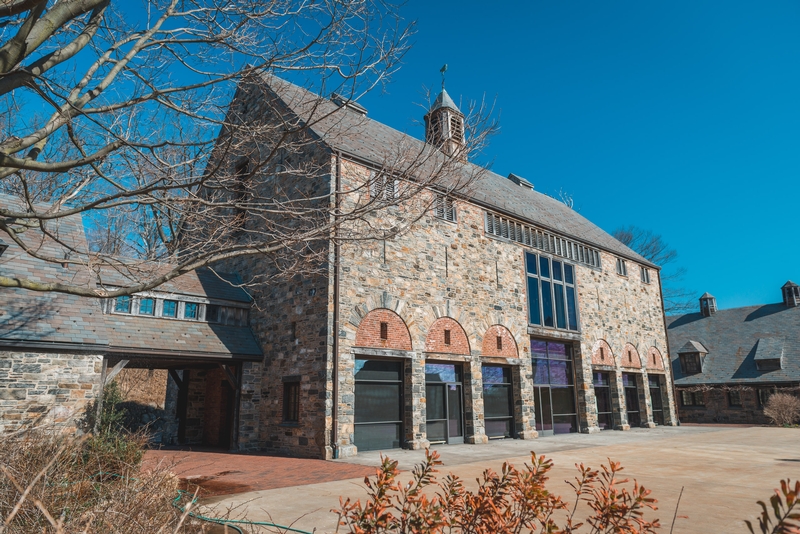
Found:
<box><xmin>763</xmin><ymin>392</ymin><xmax>800</xmax><ymax>427</ymax></box>
<box><xmin>334</xmin><ymin>449</ymin><xmax>660</xmax><ymax>533</ymax></box>
<box><xmin>746</xmin><ymin>479</ymin><xmax>800</xmax><ymax>533</ymax></box>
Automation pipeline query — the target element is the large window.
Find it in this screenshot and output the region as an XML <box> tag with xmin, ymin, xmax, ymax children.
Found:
<box><xmin>680</xmin><ymin>390</ymin><xmax>705</xmax><ymax>407</ymax></box>
<box><xmin>525</xmin><ymin>252</ymin><xmax>579</xmax><ymax>331</ymax></box>
<box><xmin>482</xmin><ymin>366</ymin><xmax>514</xmax><ymax>438</ymax></box>
<box><xmin>593</xmin><ymin>371</ymin><xmax>613</xmax><ymax>430</ymax></box>
<box><xmin>531</xmin><ymin>340</ymin><xmax>578</xmax><ymax>434</ymax></box>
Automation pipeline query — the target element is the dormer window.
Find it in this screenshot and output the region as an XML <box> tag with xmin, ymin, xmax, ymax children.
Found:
<box><xmin>114</xmin><ymin>296</ymin><xmax>132</xmax><ymax>314</ymax></box>
<box><xmin>677</xmin><ymin>340</ymin><xmax>708</xmax><ymax>374</ymax></box>
<box><xmin>184</xmin><ymin>302</ymin><xmax>199</xmax><ymax>320</ymax></box>
<box><xmin>139</xmin><ymin>298</ymin><xmax>155</xmax><ymax>316</ymax></box>
<box><xmin>162</xmin><ymin>300</ymin><xmax>178</xmax><ymax>318</ymax></box>
<box><xmin>754</xmin><ymin>337</ymin><xmax>784</xmax><ymax>371</ymax></box>
<box><xmin>680</xmin><ymin>353</ymin><xmax>701</xmax><ymax>374</ymax></box>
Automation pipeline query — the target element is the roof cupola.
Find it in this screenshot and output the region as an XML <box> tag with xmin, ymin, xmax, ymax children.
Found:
<box><xmin>424</xmin><ymin>65</ymin><xmax>466</xmax><ymax>159</ymax></box>
<box><xmin>699</xmin><ymin>292</ymin><xmax>717</xmax><ymax>317</ymax></box>
<box><xmin>782</xmin><ymin>280</ymin><xmax>799</xmax><ymax>308</ymax></box>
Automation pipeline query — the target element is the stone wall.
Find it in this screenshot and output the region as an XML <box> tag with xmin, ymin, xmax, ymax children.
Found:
<box><xmin>334</xmin><ymin>156</ymin><xmax>676</xmax><ymax>456</ymax></box>
<box><xmin>0</xmin><ymin>351</ymin><xmax>103</xmax><ymax>433</ymax></box>
<box><xmin>676</xmin><ymin>386</ymin><xmax>779</xmax><ymax>424</ymax></box>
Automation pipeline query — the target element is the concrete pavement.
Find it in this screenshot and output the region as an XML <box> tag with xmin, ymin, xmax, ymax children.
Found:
<box><xmin>202</xmin><ymin>426</ymin><xmax>800</xmax><ymax>533</ymax></box>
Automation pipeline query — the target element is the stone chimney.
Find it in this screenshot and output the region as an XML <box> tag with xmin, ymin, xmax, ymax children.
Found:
<box><xmin>699</xmin><ymin>292</ymin><xmax>717</xmax><ymax>317</ymax></box>
<box><xmin>424</xmin><ymin>88</ymin><xmax>465</xmax><ymax>159</ymax></box>
<box><xmin>782</xmin><ymin>281</ymin><xmax>799</xmax><ymax>307</ymax></box>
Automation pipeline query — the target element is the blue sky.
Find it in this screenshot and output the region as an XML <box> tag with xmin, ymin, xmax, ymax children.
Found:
<box><xmin>356</xmin><ymin>1</ymin><xmax>800</xmax><ymax>311</ymax></box>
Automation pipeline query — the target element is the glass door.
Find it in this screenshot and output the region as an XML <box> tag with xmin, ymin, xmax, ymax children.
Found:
<box><xmin>425</xmin><ymin>363</ymin><xmax>464</xmax><ymax>445</ymax></box>
<box><xmin>648</xmin><ymin>375</ymin><xmax>664</xmax><ymax>425</ymax></box>
<box><xmin>482</xmin><ymin>366</ymin><xmax>515</xmax><ymax>438</ymax></box>
<box><xmin>531</xmin><ymin>340</ymin><xmax>578</xmax><ymax>435</ymax></box>
<box><xmin>622</xmin><ymin>373</ymin><xmax>641</xmax><ymax>427</ymax></box>
<box><xmin>593</xmin><ymin>371</ymin><xmax>613</xmax><ymax>430</ymax></box>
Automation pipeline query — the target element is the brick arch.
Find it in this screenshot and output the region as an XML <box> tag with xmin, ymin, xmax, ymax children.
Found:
<box><xmin>355</xmin><ymin>308</ymin><xmax>412</xmax><ymax>350</ymax></box>
<box><xmin>425</xmin><ymin>317</ymin><xmax>470</xmax><ymax>355</ymax></box>
<box><xmin>620</xmin><ymin>343</ymin><xmax>642</xmax><ymax>369</ymax></box>
<box><xmin>591</xmin><ymin>339</ymin><xmax>615</xmax><ymax>366</ymax></box>
<box><xmin>480</xmin><ymin>325</ymin><xmax>519</xmax><ymax>358</ymax></box>
<box><xmin>646</xmin><ymin>346</ymin><xmax>665</xmax><ymax>371</ymax></box>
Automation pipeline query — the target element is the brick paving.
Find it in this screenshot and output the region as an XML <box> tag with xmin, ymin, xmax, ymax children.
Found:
<box><xmin>142</xmin><ymin>449</ymin><xmax>375</xmax><ymax>497</ymax></box>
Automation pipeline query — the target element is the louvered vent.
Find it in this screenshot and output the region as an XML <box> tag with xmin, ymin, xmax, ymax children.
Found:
<box><xmin>434</xmin><ymin>194</ymin><xmax>456</xmax><ymax>222</ymax></box>
<box><xmin>485</xmin><ymin>211</ymin><xmax>602</xmax><ymax>269</ymax></box>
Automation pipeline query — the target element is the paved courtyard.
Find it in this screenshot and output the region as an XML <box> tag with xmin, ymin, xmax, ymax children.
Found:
<box><xmin>190</xmin><ymin>426</ymin><xmax>798</xmax><ymax>533</ymax></box>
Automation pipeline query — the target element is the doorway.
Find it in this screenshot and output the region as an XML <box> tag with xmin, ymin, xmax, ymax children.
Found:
<box><xmin>648</xmin><ymin>375</ymin><xmax>664</xmax><ymax>425</ymax></box>
<box><xmin>425</xmin><ymin>363</ymin><xmax>464</xmax><ymax>445</ymax></box>
<box><xmin>623</xmin><ymin>372</ymin><xmax>641</xmax><ymax>427</ymax></box>
<box><xmin>354</xmin><ymin>359</ymin><xmax>404</xmax><ymax>452</ymax></box>
<box><xmin>593</xmin><ymin>371</ymin><xmax>614</xmax><ymax>430</ymax></box>
<box><xmin>531</xmin><ymin>339</ymin><xmax>578</xmax><ymax>435</ymax></box>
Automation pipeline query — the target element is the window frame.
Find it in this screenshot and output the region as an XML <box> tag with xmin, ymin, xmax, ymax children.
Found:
<box><xmin>183</xmin><ymin>302</ymin><xmax>199</xmax><ymax>320</ymax></box>
<box><xmin>113</xmin><ymin>296</ymin><xmax>132</xmax><ymax>314</ymax></box>
<box><xmin>728</xmin><ymin>389</ymin><xmax>742</xmax><ymax>408</ymax></box>
<box><xmin>680</xmin><ymin>390</ymin><xmax>705</xmax><ymax>407</ymax></box>
<box><xmin>162</xmin><ymin>299</ymin><xmax>178</xmax><ymax>318</ymax></box>
<box><xmin>525</xmin><ymin>251</ymin><xmax>580</xmax><ymax>332</ymax></box>
<box><xmin>433</xmin><ymin>194</ymin><xmax>457</xmax><ymax>223</ymax></box>
<box><xmin>640</xmin><ymin>266</ymin><xmax>650</xmax><ymax>284</ymax></box>
<box><xmin>616</xmin><ymin>258</ymin><xmax>628</xmax><ymax>277</ymax></box>
<box><xmin>680</xmin><ymin>353</ymin><xmax>702</xmax><ymax>374</ymax></box>
<box><xmin>282</xmin><ymin>379</ymin><xmax>301</xmax><ymax>423</ymax></box>
<box><xmin>369</xmin><ymin>172</ymin><xmax>400</xmax><ymax>202</ymax></box>
<box><xmin>138</xmin><ymin>297</ymin><xmax>155</xmax><ymax>316</ymax></box>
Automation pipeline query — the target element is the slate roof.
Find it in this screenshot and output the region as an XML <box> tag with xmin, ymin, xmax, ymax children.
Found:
<box><xmin>260</xmin><ymin>75</ymin><xmax>656</xmax><ymax>268</ymax></box>
<box><xmin>677</xmin><ymin>340</ymin><xmax>708</xmax><ymax>354</ymax></box>
<box><xmin>666</xmin><ymin>303</ymin><xmax>800</xmax><ymax>385</ymax></box>
<box><xmin>430</xmin><ymin>89</ymin><xmax>461</xmax><ymax>113</ymax></box>
<box><xmin>0</xmin><ymin>193</ymin><xmax>261</xmax><ymax>359</ymax></box>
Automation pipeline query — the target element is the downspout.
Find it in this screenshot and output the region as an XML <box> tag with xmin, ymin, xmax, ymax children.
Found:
<box><xmin>657</xmin><ymin>269</ymin><xmax>679</xmax><ymax>425</ymax></box>
<box><xmin>331</xmin><ymin>152</ymin><xmax>342</xmax><ymax>458</ymax></box>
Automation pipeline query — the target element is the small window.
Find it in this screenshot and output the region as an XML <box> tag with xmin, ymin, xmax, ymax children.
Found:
<box><xmin>616</xmin><ymin>258</ymin><xmax>628</xmax><ymax>277</ymax></box>
<box><xmin>681</xmin><ymin>353</ymin><xmax>701</xmax><ymax>374</ymax></box>
<box><xmin>184</xmin><ymin>302</ymin><xmax>198</xmax><ymax>320</ymax></box>
<box><xmin>162</xmin><ymin>300</ymin><xmax>178</xmax><ymax>318</ymax></box>
<box><xmin>380</xmin><ymin>322</ymin><xmax>388</xmax><ymax>340</ymax></box>
<box><xmin>599</xmin><ymin>347</ymin><xmax>606</xmax><ymax>362</ymax></box>
<box><xmin>444</xmin><ymin>329</ymin><xmax>451</xmax><ymax>345</ymax></box>
<box><xmin>434</xmin><ymin>194</ymin><xmax>456</xmax><ymax>222</ymax></box>
<box><xmin>728</xmin><ymin>390</ymin><xmax>742</xmax><ymax>407</ymax></box>
<box><xmin>496</xmin><ymin>335</ymin><xmax>503</xmax><ymax>351</ymax></box>
<box><xmin>206</xmin><ymin>304</ymin><xmax>220</xmax><ymax>323</ymax></box>
<box><xmin>640</xmin><ymin>266</ymin><xmax>650</xmax><ymax>284</ymax></box>
<box><xmin>291</xmin><ymin>322</ymin><xmax>297</xmax><ymax>341</ymax></box>
<box><xmin>138</xmin><ymin>298</ymin><xmax>155</xmax><ymax>316</ymax></box>
<box><xmin>283</xmin><ymin>381</ymin><xmax>300</xmax><ymax>423</ymax></box>
<box><xmin>114</xmin><ymin>296</ymin><xmax>132</xmax><ymax>313</ymax></box>
<box><xmin>680</xmin><ymin>390</ymin><xmax>705</xmax><ymax>407</ymax></box>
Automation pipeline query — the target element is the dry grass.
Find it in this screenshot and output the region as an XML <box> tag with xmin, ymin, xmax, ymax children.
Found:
<box><xmin>764</xmin><ymin>393</ymin><xmax>800</xmax><ymax>427</ymax></box>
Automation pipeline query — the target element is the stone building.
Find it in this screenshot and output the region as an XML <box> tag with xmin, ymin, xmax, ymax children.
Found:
<box><xmin>667</xmin><ymin>285</ymin><xmax>800</xmax><ymax>424</ymax></box>
<box><xmin>0</xmin><ymin>76</ymin><xmax>678</xmax><ymax>458</ymax></box>
<box><xmin>209</xmin><ymin>75</ymin><xmax>678</xmax><ymax>459</ymax></box>
<box><xmin>0</xmin><ymin>195</ymin><xmax>263</xmax><ymax>446</ymax></box>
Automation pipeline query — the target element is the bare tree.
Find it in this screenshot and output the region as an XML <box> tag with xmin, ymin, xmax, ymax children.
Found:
<box><xmin>0</xmin><ymin>1</ymin><xmax>497</xmax><ymax>297</ymax></box>
<box><xmin>612</xmin><ymin>225</ymin><xmax>696</xmax><ymax>314</ymax></box>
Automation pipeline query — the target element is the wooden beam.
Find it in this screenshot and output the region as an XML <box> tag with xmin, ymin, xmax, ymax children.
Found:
<box><xmin>168</xmin><ymin>369</ymin><xmax>184</xmax><ymax>389</ymax></box>
<box><xmin>103</xmin><ymin>359</ymin><xmax>129</xmax><ymax>385</ymax></box>
<box><xmin>219</xmin><ymin>364</ymin><xmax>239</xmax><ymax>389</ymax></box>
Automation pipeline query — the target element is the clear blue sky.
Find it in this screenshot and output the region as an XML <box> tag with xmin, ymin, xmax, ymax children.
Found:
<box><xmin>356</xmin><ymin>1</ymin><xmax>800</xmax><ymax>312</ymax></box>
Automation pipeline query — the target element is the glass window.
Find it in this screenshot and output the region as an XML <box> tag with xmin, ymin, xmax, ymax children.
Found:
<box><xmin>728</xmin><ymin>389</ymin><xmax>742</xmax><ymax>407</ymax></box>
<box><xmin>138</xmin><ymin>298</ymin><xmax>154</xmax><ymax>315</ymax></box>
<box><xmin>162</xmin><ymin>300</ymin><xmax>178</xmax><ymax>317</ymax></box>
<box><xmin>114</xmin><ymin>296</ymin><xmax>131</xmax><ymax>313</ymax></box>
<box><xmin>354</xmin><ymin>359</ymin><xmax>403</xmax><ymax>451</ymax></box>
<box><xmin>283</xmin><ymin>381</ymin><xmax>300</xmax><ymax>422</ymax></box>
<box><xmin>482</xmin><ymin>366</ymin><xmax>514</xmax><ymax>438</ymax></box>
<box><xmin>681</xmin><ymin>354</ymin><xmax>700</xmax><ymax>374</ymax></box>
<box><xmin>184</xmin><ymin>302</ymin><xmax>198</xmax><ymax>320</ymax></box>
<box><xmin>525</xmin><ymin>252</ymin><xmax>579</xmax><ymax>331</ymax></box>
<box><xmin>425</xmin><ymin>363</ymin><xmax>461</xmax><ymax>383</ymax></box>
<box><xmin>355</xmin><ymin>360</ymin><xmax>403</xmax><ymax>382</ymax></box>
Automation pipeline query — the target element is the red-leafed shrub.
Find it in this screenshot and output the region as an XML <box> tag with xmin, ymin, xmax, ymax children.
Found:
<box><xmin>334</xmin><ymin>449</ymin><xmax>660</xmax><ymax>533</ymax></box>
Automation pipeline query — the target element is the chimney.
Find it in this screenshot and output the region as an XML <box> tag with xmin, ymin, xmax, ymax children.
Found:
<box><xmin>699</xmin><ymin>292</ymin><xmax>716</xmax><ymax>317</ymax></box>
<box><xmin>782</xmin><ymin>281</ymin><xmax>799</xmax><ymax>308</ymax></box>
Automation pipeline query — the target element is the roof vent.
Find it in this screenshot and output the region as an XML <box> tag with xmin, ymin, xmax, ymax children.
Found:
<box><xmin>699</xmin><ymin>292</ymin><xmax>716</xmax><ymax>317</ymax></box>
<box><xmin>507</xmin><ymin>173</ymin><xmax>534</xmax><ymax>190</ymax></box>
<box><xmin>330</xmin><ymin>93</ymin><xmax>367</xmax><ymax>116</ymax></box>
<box><xmin>782</xmin><ymin>280</ymin><xmax>799</xmax><ymax>308</ymax></box>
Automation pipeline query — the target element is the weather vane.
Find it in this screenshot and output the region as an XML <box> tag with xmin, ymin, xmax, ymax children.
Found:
<box><xmin>440</xmin><ymin>64</ymin><xmax>448</xmax><ymax>89</ymax></box>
